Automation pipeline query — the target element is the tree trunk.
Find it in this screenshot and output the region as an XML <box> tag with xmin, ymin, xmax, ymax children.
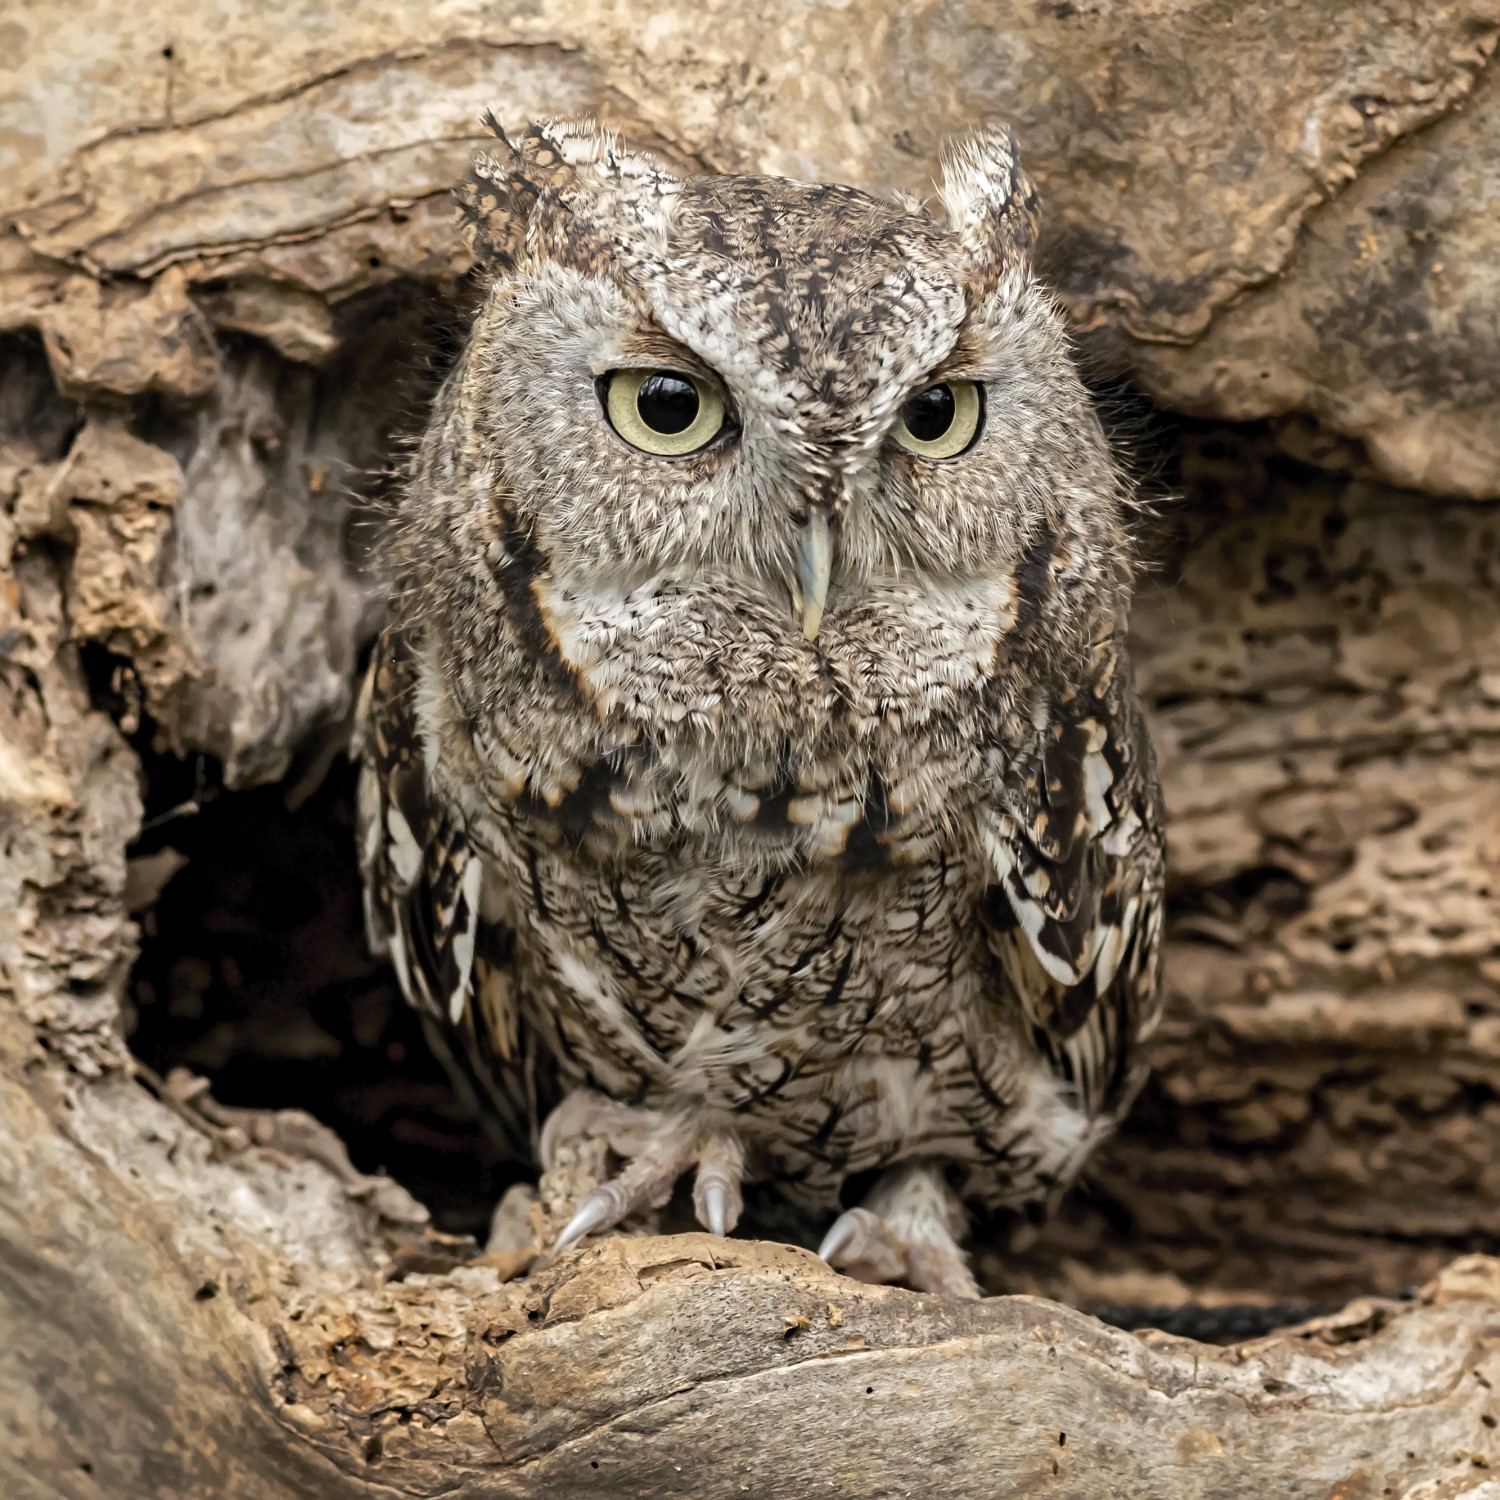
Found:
<box><xmin>3</xmin><ymin>3</ymin><xmax>1499</xmax><ymax>1493</ymax></box>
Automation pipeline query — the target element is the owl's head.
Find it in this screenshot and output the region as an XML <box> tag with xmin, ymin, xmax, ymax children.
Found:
<box><xmin>405</xmin><ymin>116</ymin><xmax>1123</xmax><ymax>698</ymax></box>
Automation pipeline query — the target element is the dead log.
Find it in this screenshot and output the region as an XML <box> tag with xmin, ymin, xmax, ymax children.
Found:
<box><xmin>3</xmin><ymin>3</ymin><xmax>1500</xmax><ymax>1493</ymax></box>
<box><xmin>3</xmin><ymin>1047</ymin><xmax>1498</xmax><ymax>1496</ymax></box>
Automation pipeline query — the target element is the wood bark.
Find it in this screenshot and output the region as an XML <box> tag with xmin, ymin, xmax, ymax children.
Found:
<box><xmin>4</xmin><ymin>1045</ymin><xmax>1500</xmax><ymax>1497</ymax></box>
<box><xmin>3</xmin><ymin>3</ymin><xmax>1500</xmax><ymax>1493</ymax></box>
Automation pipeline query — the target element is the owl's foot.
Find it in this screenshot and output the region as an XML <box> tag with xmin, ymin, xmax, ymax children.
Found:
<box><xmin>818</xmin><ymin>1163</ymin><xmax>979</xmax><ymax>1299</ymax></box>
<box><xmin>542</xmin><ymin>1089</ymin><xmax>745</xmax><ymax>1250</ymax></box>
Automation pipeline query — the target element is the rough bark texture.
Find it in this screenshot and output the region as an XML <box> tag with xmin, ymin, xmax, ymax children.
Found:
<box><xmin>3</xmin><ymin>3</ymin><xmax>1500</xmax><ymax>1494</ymax></box>
<box><xmin>5</xmin><ymin>1049</ymin><xmax>1500</xmax><ymax>1498</ymax></box>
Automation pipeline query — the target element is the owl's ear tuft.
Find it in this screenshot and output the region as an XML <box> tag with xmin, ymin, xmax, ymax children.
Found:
<box><xmin>456</xmin><ymin>118</ymin><xmax>545</xmax><ymax>273</ymax></box>
<box><xmin>457</xmin><ymin>116</ymin><xmax>677</xmax><ymax>273</ymax></box>
<box><xmin>938</xmin><ymin>123</ymin><xmax>1041</xmax><ymax>282</ymax></box>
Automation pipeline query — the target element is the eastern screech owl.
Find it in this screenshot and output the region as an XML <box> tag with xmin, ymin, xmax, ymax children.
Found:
<box><xmin>357</xmin><ymin>115</ymin><xmax>1165</xmax><ymax>1297</ymax></box>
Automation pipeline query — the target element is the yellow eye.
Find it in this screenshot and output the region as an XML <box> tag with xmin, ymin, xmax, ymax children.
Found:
<box><xmin>893</xmin><ymin>379</ymin><xmax>983</xmax><ymax>459</ymax></box>
<box><xmin>603</xmin><ymin>369</ymin><xmax>727</xmax><ymax>456</ymax></box>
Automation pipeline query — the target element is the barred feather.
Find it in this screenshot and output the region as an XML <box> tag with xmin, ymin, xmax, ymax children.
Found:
<box><xmin>355</xmin><ymin>635</ymin><xmax>534</xmax><ymax>1159</ymax></box>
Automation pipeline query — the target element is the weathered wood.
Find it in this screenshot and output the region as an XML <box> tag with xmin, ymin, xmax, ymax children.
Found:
<box><xmin>1</xmin><ymin>0</ymin><xmax>1497</xmax><ymax>1299</ymax></box>
<box><xmin>2</xmin><ymin>1047</ymin><xmax>1498</xmax><ymax>1497</ymax></box>
<box><xmin>3</xmin><ymin>4</ymin><xmax>1500</xmax><ymax>1493</ymax></box>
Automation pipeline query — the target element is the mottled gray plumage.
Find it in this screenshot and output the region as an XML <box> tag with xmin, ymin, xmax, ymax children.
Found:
<box><xmin>356</xmin><ymin>116</ymin><xmax>1165</xmax><ymax>1295</ymax></box>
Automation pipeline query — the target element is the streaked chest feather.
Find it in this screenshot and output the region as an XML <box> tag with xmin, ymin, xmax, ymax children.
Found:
<box><xmin>473</xmin><ymin>833</ymin><xmax>1096</xmax><ymax>1204</ymax></box>
<box><xmin>439</xmin><ymin>567</ymin><xmax>1022</xmax><ymax>871</ymax></box>
<box><xmin>375</xmin><ymin>553</ymin><xmax>1159</xmax><ymax>1207</ymax></box>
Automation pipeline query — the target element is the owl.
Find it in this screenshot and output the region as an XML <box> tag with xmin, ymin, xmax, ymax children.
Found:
<box><xmin>356</xmin><ymin>115</ymin><xmax>1165</xmax><ymax>1298</ymax></box>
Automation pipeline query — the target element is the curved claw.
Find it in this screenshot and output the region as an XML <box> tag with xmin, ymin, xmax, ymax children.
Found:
<box><xmin>691</xmin><ymin>1135</ymin><xmax>745</xmax><ymax>1238</ymax></box>
<box><xmin>698</xmin><ymin>1180</ymin><xmax>731</xmax><ymax>1238</ymax></box>
<box><xmin>552</xmin><ymin>1187</ymin><xmax>620</xmax><ymax>1251</ymax></box>
<box><xmin>818</xmin><ymin>1207</ymin><xmax>907</xmax><ymax>1284</ymax></box>
<box><xmin>817</xmin><ymin>1208</ymin><xmax>870</xmax><ymax>1266</ymax></box>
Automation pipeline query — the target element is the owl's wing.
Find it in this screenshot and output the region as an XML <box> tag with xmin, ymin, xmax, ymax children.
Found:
<box><xmin>354</xmin><ymin>630</ymin><xmax>534</xmax><ymax>1160</ymax></box>
<box><xmin>979</xmin><ymin>631</ymin><xmax>1166</xmax><ymax>1117</ymax></box>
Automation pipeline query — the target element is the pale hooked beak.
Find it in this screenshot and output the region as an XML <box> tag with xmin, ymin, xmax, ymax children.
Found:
<box><xmin>793</xmin><ymin>506</ymin><xmax>832</xmax><ymax>640</ymax></box>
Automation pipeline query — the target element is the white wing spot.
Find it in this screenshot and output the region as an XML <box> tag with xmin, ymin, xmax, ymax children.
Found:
<box><xmin>385</xmin><ymin>804</ymin><xmax>422</xmax><ymax>886</ymax></box>
<box><xmin>448</xmin><ymin>857</ymin><xmax>483</xmax><ymax>1024</ymax></box>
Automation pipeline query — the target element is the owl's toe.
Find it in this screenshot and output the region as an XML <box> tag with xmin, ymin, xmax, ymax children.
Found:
<box><xmin>550</xmin><ymin>1116</ymin><xmax>696</xmax><ymax>1250</ymax></box>
<box><xmin>817</xmin><ymin>1164</ymin><xmax>980</xmax><ymax>1299</ymax></box>
<box><xmin>539</xmin><ymin>1087</ymin><xmax>657</xmax><ymax>1170</ymax></box>
<box><xmin>547</xmin><ymin>1109</ymin><xmax>747</xmax><ymax>1250</ymax></box>
<box><xmin>903</xmin><ymin>1242</ymin><xmax>982</xmax><ymax>1299</ymax></box>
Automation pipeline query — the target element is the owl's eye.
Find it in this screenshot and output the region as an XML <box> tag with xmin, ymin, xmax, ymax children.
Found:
<box><xmin>893</xmin><ymin>380</ymin><xmax>984</xmax><ymax>460</ymax></box>
<box><xmin>603</xmin><ymin>369</ymin><xmax>727</xmax><ymax>456</ymax></box>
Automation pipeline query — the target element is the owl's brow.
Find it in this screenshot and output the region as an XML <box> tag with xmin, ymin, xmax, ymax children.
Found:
<box><xmin>922</xmin><ymin>328</ymin><xmax>991</xmax><ymax>385</ymax></box>
<box><xmin>610</xmin><ymin>327</ymin><xmax>724</xmax><ymax>384</ymax></box>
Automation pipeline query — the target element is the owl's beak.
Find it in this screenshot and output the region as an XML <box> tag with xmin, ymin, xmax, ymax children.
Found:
<box><xmin>794</xmin><ymin>506</ymin><xmax>832</xmax><ymax>640</ymax></box>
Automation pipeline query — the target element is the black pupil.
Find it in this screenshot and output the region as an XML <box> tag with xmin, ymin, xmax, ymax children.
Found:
<box><xmin>636</xmin><ymin>373</ymin><xmax>699</xmax><ymax>434</ymax></box>
<box><xmin>902</xmin><ymin>383</ymin><xmax>955</xmax><ymax>442</ymax></box>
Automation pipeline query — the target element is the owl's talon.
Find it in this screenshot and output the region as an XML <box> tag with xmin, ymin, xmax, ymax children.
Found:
<box><xmin>553</xmin><ymin>1185</ymin><xmax>622</xmax><ymax>1250</ymax></box>
<box><xmin>692</xmin><ymin>1133</ymin><xmax>745</xmax><ymax>1238</ymax></box>
<box><xmin>818</xmin><ymin>1166</ymin><xmax>980</xmax><ymax>1298</ymax></box>
<box><xmin>816</xmin><ymin>1208</ymin><xmax>862</xmax><ymax>1264</ymax></box>
<box><xmin>698</xmin><ymin>1180</ymin><xmax>731</xmax><ymax>1237</ymax></box>
<box><xmin>818</xmin><ymin>1207</ymin><xmax>906</xmax><ymax>1283</ymax></box>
